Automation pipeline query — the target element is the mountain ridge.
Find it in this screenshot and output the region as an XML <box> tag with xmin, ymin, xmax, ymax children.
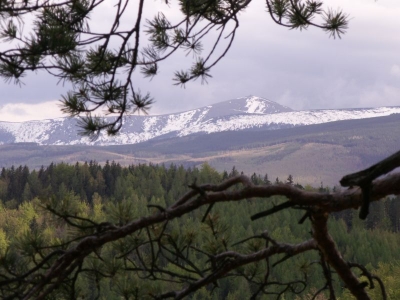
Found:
<box><xmin>1</xmin><ymin>95</ymin><xmax>400</xmax><ymax>146</ymax></box>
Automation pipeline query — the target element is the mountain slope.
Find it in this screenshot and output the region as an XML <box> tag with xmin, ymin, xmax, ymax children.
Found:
<box><xmin>1</xmin><ymin>114</ymin><xmax>399</xmax><ymax>186</ymax></box>
<box><xmin>1</xmin><ymin>95</ymin><xmax>400</xmax><ymax>146</ymax></box>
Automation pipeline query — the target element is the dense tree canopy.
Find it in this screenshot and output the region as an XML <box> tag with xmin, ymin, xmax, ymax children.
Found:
<box><xmin>0</xmin><ymin>162</ymin><xmax>399</xmax><ymax>299</ymax></box>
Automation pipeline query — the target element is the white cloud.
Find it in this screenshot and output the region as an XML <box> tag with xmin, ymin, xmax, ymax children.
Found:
<box><xmin>0</xmin><ymin>101</ymin><xmax>65</xmax><ymax>122</ymax></box>
<box><xmin>390</xmin><ymin>64</ymin><xmax>400</xmax><ymax>77</ymax></box>
<box><xmin>358</xmin><ymin>84</ymin><xmax>400</xmax><ymax>107</ymax></box>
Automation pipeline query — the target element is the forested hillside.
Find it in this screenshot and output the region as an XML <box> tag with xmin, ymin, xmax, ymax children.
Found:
<box><xmin>0</xmin><ymin>162</ymin><xmax>399</xmax><ymax>299</ymax></box>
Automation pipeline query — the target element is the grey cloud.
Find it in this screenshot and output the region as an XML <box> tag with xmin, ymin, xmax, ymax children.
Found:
<box><xmin>1</xmin><ymin>0</ymin><xmax>400</xmax><ymax>118</ymax></box>
<box><xmin>0</xmin><ymin>72</ymin><xmax>69</xmax><ymax>104</ymax></box>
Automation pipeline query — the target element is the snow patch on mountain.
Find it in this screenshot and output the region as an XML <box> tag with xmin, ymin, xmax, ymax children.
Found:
<box><xmin>245</xmin><ymin>96</ymin><xmax>267</xmax><ymax>113</ymax></box>
<box><xmin>179</xmin><ymin>107</ymin><xmax>400</xmax><ymax>136</ymax></box>
<box><xmin>242</xmin><ymin>95</ymin><xmax>288</xmax><ymax>114</ymax></box>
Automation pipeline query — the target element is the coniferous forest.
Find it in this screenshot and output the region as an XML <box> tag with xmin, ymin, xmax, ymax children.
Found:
<box><xmin>0</xmin><ymin>162</ymin><xmax>400</xmax><ymax>299</ymax></box>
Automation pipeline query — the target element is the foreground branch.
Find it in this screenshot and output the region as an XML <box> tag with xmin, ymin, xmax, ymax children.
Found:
<box><xmin>341</xmin><ymin>150</ymin><xmax>400</xmax><ymax>219</ymax></box>
<box><xmin>312</xmin><ymin>212</ymin><xmax>370</xmax><ymax>299</ymax></box>
<box><xmin>157</xmin><ymin>239</ymin><xmax>317</xmax><ymax>299</ymax></box>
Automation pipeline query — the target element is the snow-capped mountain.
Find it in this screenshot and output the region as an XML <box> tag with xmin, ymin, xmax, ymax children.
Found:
<box><xmin>1</xmin><ymin>95</ymin><xmax>400</xmax><ymax>146</ymax></box>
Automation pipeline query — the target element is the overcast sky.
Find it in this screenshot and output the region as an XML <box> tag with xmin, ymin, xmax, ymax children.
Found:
<box><xmin>1</xmin><ymin>0</ymin><xmax>400</xmax><ymax>122</ymax></box>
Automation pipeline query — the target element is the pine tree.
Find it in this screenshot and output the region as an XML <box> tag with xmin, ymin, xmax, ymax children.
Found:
<box><xmin>263</xmin><ymin>173</ymin><xmax>271</xmax><ymax>185</ymax></box>
<box><xmin>286</xmin><ymin>174</ymin><xmax>294</xmax><ymax>185</ymax></box>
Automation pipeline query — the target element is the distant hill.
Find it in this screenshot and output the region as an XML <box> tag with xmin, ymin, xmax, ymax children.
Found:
<box><xmin>1</xmin><ymin>113</ymin><xmax>399</xmax><ymax>187</ymax></box>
